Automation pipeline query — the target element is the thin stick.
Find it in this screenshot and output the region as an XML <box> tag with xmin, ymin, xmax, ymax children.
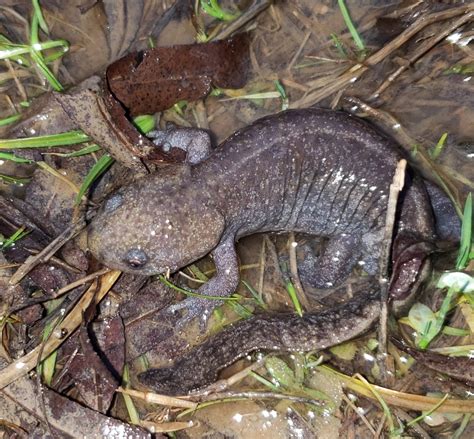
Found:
<box><xmin>377</xmin><ymin>160</ymin><xmax>406</xmax><ymax>380</ymax></box>
<box><xmin>287</xmin><ymin>232</ymin><xmax>310</xmax><ymax>311</ymax></box>
<box><xmin>9</xmin><ymin>220</ymin><xmax>85</xmax><ymax>285</ymax></box>
<box><xmin>342</xmin><ymin>393</ymin><xmax>377</xmax><ymax>435</ymax></box>
<box><xmin>215</xmin><ymin>0</ymin><xmax>272</xmax><ymax>40</ymax></box>
<box><xmin>287</xmin><ymin>31</ymin><xmax>311</xmax><ymax>72</ymax></box>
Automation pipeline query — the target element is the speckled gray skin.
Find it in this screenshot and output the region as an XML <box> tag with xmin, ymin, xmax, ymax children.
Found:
<box><xmin>140</xmin><ymin>285</ymin><xmax>381</xmax><ymax>395</ymax></box>
<box><xmin>88</xmin><ymin>108</ymin><xmax>435</xmax><ymax>394</ymax></box>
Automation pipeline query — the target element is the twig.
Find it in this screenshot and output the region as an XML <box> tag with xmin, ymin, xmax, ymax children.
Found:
<box><xmin>287</xmin><ymin>232</ymin><xmax>310</xmax><ymax>311</ymax></box>
<box><xmin>9</xmin><ymin>219</ymin><xmax>86</xmax><ymax>285</ymax></box>
<box><xmin>377</xmin><ymin>160</ymin><xmax>406</xmax><ymax>380</ymax></box>
<box><xmin>342</xmin><ymin>393</ymin><xmax>377</xmax><ymax>435</ymax></box>
<box><xmin>10</xmin><ymin>268</ymin><xmax>111</xmax><ymax>312</ymax></box>
<box><xmin>257</xmin><ymin>236</ymin><xmax>268</xmax><ymax>303</ymax></box>
<box><xmin>286</xmin><ymin>31</ymin><xmax>311</xmax><ymax>73</ymax></box>
<box><xmin>215</xmin><ymin>0</ymin><xmax>272</xmax><ymax>40</ymax></box>
<box><xmin>117</xmin><ymin>387</ymin><xmax>197</xmax><ymax>409</ymax></box>
<box><xmin>322</xmin><ymin>365</ymin><xmax>474</xmax><ymax>413</ymax></box>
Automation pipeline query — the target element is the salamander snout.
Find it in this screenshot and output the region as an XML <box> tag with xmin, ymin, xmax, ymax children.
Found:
<box><xmin>124</xmin><ymin>248</ymin><xmax>149</xmax><ymax>269</ymax></box>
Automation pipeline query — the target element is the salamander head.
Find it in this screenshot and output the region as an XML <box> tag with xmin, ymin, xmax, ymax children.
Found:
<box><xmin>88</xmin><ymin>169</ymin><xmax>224</xmax><ymax>275</ymax></box>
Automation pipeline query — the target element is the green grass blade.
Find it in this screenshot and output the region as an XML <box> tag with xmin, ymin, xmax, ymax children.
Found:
<box><xmin>133</xmin><ymin>114</ymin><xmax>155</xmax><ymax>134</ymax></box>
<box><xmin>1</xmin><ymin>226</ymin><xmax>30</xmax><ymax>250</ymax></box>
<box><xmin>121</xmin><ymin>365</ymin><xmax>140</xmax><ymax>424</ymax></box>
<box><xmin>456</xmin><ymin>193</ymin><xmax>472</xmax><ymax>270</ymax></box>
<box><xmin>43</xmin><ymin>144</ymin><xmax>101</xmax><ymax>158</ymax></box>
<box><xmin>75</xmin><ymin>154</ymin><xmax>114</xmax><ymax>204</ymax></box>
<box><xmin>430</xmin><ymin>132</ymin><xmax>448</xmax><ymax>160</ymax></box>
<box><xmin>0</xmin><ymin>130</ymin><xmax>90</xmax><ymax>149</ymax></box>
<box><xmin>32</xmin><ymin>0</ymin><xmax>50</xmax><ymax>34</ymax></box>
<box><xmin>0</xmin><ymin>152</ymin><xmax>33</xmax><ymax>164</ymax></box>
<box><xmin>200</xmin><ymin>0</ymin><xmax>239</xmax><ymax>21</ymax></box>
<box><xmin>159</xmin><ymin>275</ymin><xmax>239</xmax><ymax>301</ymax></box>
<box><xmin>0</xmin><ymin>35</ymin><xmax>31</xmax><ymax>66</ymax></box>
<box><xmin>30</xmin><ymin>13</ymin><xmax>63</xmax><ymax>91</ymax></box>
<box><xmin>30</xmin><ymin>48</ymin><xmax>63</xmax><ymax>91</ymax></box>
<box><xmin>285</xmin><ymin>281</ymin><xmax>303</xmax><ymax>317</ymax></box>
<box><xmin>0</xmin><ymin>174</ymin><xmax>30</xmax><ymax>185</ymax></box>
<box><xmin>337</xmin><ymin>0</ymin><xmax>365</xmax><ymax>53</ymax></box>
<box><xmin>241</xmin><ymin>280</ymin><xmax>266</xmax><ymax>308</ymax></box>
<box><xmin>0</xmin><ymin>114</ymin><xmax>21</xmax><ymax>127</ymax></box>
<box><xmin>417</xmin><ymin>286</ymin><xmax>458</xmax><ymax>349</ymax></box>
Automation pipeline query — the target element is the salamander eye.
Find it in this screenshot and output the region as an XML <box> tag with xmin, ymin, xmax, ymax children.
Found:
<box><xmin>104</xmin><ymin>193</ymin><xmax>123</xmax><ymax>213</ymax></box>
<box><xmin>124</xmin><ymin>248</ymin><xmax>148</xmax><ymax>268</ymax></box>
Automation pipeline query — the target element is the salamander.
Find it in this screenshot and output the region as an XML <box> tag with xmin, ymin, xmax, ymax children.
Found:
<box><xmin>88</xmin><ymin>108</ymin><xmax>436</xmax><ymax>394</ymax></box>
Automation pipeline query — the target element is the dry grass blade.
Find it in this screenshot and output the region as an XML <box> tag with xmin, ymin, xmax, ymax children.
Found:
<box><xmin>370</xmin><ymin>10</ymin><xmax>474</xmax><ymax>98</ymax></box>
<box><xmin>0</xmin><ymin>270</ymin><xmax>121</xmax><ymax>389</ymax></box>
<box><xmin>322</xmin><ymin>366</ymin><xmax>474</xmax><ymax>414</ymax></box>
<box><xmin>215</xmin><ymin>0</ymin><xmax>272</xmax><ymax>40</ymax></box>
<box><xmin>291</xmin><ymin>5</ymin><xmax>474</xmax><ymax>108</ymax></box>
<box><xmin>117</xmin><ymin>387</ymin><xmax>198</xmax><ymax>409</ymax></box>
<box><xmin>140</xmin><ymin>420</ymin><xmax>195</xmax><ymax>433</ymax></box>
<box><xmin>9</xmin><ymin>220</ymin><xmax>86</xmax><ymax>285</ymax></box>
<box><xmin>287</xmin><ymin>232</ymin><xmax>310</xmax><ymax>311</ymax></box>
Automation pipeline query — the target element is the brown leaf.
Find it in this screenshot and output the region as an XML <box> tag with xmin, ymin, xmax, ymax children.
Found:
<box><xmin>0</xmin><ymin>376</ymin><xmax>153</xmax><ymax>438</ymax></box>
<box><xmin>107</xmin><ymin>33</ymin><xmax>251</xmax><ymax>115</ymax></box>
<box><xmin>55</xmin><ymin>89</ymin><xmax>186</xmax><ymax>171</ymax></box>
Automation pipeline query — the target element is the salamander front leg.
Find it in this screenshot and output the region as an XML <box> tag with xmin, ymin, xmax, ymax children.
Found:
<box><xmin>148</xmin><ymin>127</ymin><xmax>212</xmax><ymax>164</ymax></box>
<box><xmin>166</xmin><ymin>234</ymin><xmax>240</xmax><ymax>329</ymax></box>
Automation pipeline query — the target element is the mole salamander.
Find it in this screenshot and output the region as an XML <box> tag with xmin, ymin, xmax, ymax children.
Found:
<box><xmin>88</xmin><ymin>108</ymin><xmax>436</xmax><ymax>395</ymax></box>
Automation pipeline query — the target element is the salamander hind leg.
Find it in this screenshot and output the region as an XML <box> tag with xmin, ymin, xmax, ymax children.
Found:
<box><xmin>299</xmin><ymin>233</ymin><xmax>362</xmax><ymax>290</ymax></box>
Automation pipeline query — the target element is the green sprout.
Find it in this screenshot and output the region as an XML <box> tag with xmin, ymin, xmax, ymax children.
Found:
<box><xmin>200</xmin><ymin>0</ymin><xmax>239</xmax><ymax>22</ymax></box>
<box><xmin>1</xmin><ymin>226</ymin><xmax>30</xmax><ymax>251</ymax></box>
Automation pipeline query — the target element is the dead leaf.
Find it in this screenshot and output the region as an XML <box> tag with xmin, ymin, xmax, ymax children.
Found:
<box><xmin>107</xmin><ymin>33</ymin><xmax>251</xmax><ymax>115</ymax></box>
